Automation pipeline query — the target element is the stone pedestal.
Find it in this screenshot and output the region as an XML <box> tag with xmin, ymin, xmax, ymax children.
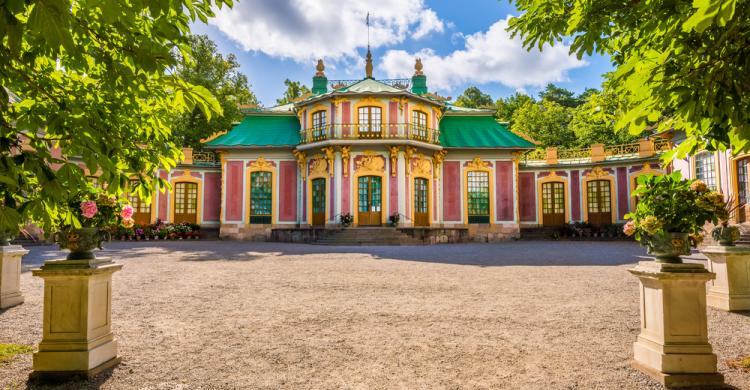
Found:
<box><xmin>30</xmin><ymin>258</ymin><xmax>123</xmax><ymax>380</ymax></box>
<box><xmin>702</xmin><ymin>245</ymin><xmax>750</xmax><ymax>311</ymax></box>
<box><xmin>628</xmin><ymin>261</ymin><xmax>724</xmax><ymax>388</ymax></box>
<box><xmin>0</xmin><ymin>245</ymin><xmax>27</xmax><ymax>309</ymax></box>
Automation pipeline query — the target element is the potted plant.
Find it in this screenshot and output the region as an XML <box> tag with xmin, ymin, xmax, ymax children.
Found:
<box><xmin>340</xmin><ymin>213</ymin><xmax>353</xmax><ymax>227</ymax></box>
<box><xmin>389</xmin><ymin>213</ymin><xmax>400</xmax><ymax>227</ymax></box>
<box><xmin>54</xmin><ymin>188</ymin><xmax>129</xmax><ymax>260</ymax></box>
<box><xmin>710</xmin><ymin>196</ymin><xmax>742</xmax><ymax>246</ymax></box>
<box><xmin>157</xmin><ymin>228</ymin><xmax>168</xmax><ymax>240</ymax></box>
<box><xmin>134</xmin><ymin>226</ymin><xmax>144</xmax><ymax>240</ymax></box>
<box><xmin>624</xmin><ymin>173</ymin><xmax>725</xmax><ymax>263</ymax></box>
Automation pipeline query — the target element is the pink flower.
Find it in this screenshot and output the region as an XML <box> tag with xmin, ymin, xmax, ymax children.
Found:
<box><xmin>623</xmin><ymin>220</ymin><xmax>636</xmax><ymax>236</ymax></box>
<box><xmin>121</xmin><ymin>205</ymin><xmax>134</xmax><ymax>219</ymax></box>
<box><xmin>80</xmin><ymin>201</ymin><xmax>98</xmax><ymax>219</ymax></box>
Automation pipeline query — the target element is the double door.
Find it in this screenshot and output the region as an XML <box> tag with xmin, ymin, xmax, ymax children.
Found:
<box><xmin>358</xmin><ymin>176</ymin><xmax>382</xmax><ymax>225</ymax></box>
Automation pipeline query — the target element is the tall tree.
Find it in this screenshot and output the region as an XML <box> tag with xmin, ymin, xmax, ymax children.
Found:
<box><xmin>538</xmin><ymin>84</ymin><xmax>581</xmax><ymax>108</ymax></box>
<box><xmin>511</xmin><ymin>100</ymin><xmax>576</xmax><ymax>147</ymax></box>
<box><xmin>496</xmin><ymin>93</ymin><xmax>534</xmax><ymax>124</ymax></box>
<box><xmin>570</xmin><ymin>92</ymin><xmax>643</xmax><ymax>147</ymax></box>
<box><xmin>0</xmin><ymin>1</ymin><xmax>227</xmax><ymax>236</ymax></box>
<box><xmin>173</xmin><ymin>35</ymin><xmax>259</xmax><ymax>150</ymax></box>
<box><xmin>276</xmin><ymin>79</ymin><xmax>311</xmax><ymax>105</ymax></box>
<box><xmin>454</xmin><ymin>86</ymin><xmax>494</xmax><ymax>108</ymax></box>
<box><xmin>508</xmin><ymin>0</ymin><xmax>750</xmax><ymax>157</ymax></box>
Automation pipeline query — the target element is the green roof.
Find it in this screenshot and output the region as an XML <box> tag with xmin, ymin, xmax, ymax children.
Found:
<box><xmin>439</xmin><ymin>115</ymin><xmax>534</xmax><ymax>149</ymax></box>
<box><xmin>206</xmin><ymin>115</ymin><xmax>300</xmax><ymax>148</ymax></box>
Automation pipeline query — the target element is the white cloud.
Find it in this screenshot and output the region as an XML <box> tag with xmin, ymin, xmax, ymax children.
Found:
<box><xmin>379</xmin><ymin>16</ymin><xmax>587</xmax><ymax>91</ymax></box>
<box><xmin>210</xmin><ymin>0</ymin><xmax>445</xmax><ymax>62</ymax></box>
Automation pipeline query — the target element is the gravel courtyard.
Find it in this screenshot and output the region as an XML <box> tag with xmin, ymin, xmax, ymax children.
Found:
<box><xmin>0</xmin><ymin>241</ymin><xmax>748</xmax><ymax>389</ymax></box>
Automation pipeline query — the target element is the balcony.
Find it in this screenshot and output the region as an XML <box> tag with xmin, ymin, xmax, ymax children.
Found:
<box><xmin>299</xmin><ymin>123</ymin><xmax>441</xmax><ymax>145</ymax></box>
<box><xmin>521</xmin><ymin>138</ymin><xmax>673</xmax><ymax>166</ymax></box>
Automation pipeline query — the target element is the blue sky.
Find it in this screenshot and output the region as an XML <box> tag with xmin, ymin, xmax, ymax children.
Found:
<box><xmin>192</xmin><ymin>0</ymin><xmax>612</xmax><ymax>106</ymax></box>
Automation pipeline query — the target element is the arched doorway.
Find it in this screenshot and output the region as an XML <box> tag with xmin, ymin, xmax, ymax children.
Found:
<box><xmin>358</xmin><ymin>175</ymin><xmax>382</xmax><ymax>226</ymax></box>
<box><xmin>311</xmin><ymin>178</ymin><xmax>326</xmax><ymax>226</ymax></box>
<box><xmin>542</xmin><ymin>181</ymin><xmax>565</xmax><ymax>226</ymax></box>
<box><xmin>173</xmin><ymin>182</ymin><xmax>198</xmax><ymax>224</ymax></box>
<box><xmin>586</xmin><ymin>179</ymin><xmax>612</xmax><ymax>226</ymax></box>
<box><xmin>413</xmin><ymin>177</ymin><xmax>429</xmax><ymax>226</ymax></box>
<box><xmin>128</xmin><ymin>180</ymin><xmax>151</xmax><ymax>226</ymax></box>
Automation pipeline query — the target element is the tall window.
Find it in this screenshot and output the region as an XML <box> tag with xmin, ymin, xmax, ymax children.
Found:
<box><xmin>311</xmin><ymin>110</ymin><xmax>326</xmax><ymax>140</ymax></box>
<box><xmin>586</xmin><ymin>180</ymin><xmax>612</xmax><ymax>225</ymax></box>
<box><xmin>358</xmin><ymin>106</ymin><xmax>382</xmax><ymax>138</ymax></box>
<box><xmin>412</xmin><ymin>110</ymin><xmax>427</xmax><ymax>141</ymax></box>
<box><xmin>467</xmin><ymin>171</ymin><xmax>490</xmax><ymax>223</ymax></box>
<box><xmin>174</xmin><ymin>182</ymin><xmax>198</xmax><ymax>224</ymax></box>
<box><xmin>695</xmin><ymin>152</ymin><xmax>717</xmax><ymax>190</ymax></box>
<box><xmin>738</xmin><ymin>160</ymin><xmax>748</xmax><ymax>207</ymax></box>
<box><xmin>250</xmin><ymin>171</ymin><xmax>272</xmax><ymax>224</ymax></box>
<box><xmin>128</xmin><ymin>179</ymin><xmax>151</xmax><ymax>225</ymax></box>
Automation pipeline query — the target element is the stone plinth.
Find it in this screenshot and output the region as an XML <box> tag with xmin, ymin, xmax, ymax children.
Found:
<box><xmin>30</xmin><ymin>258</ymin><xmax>123</xmax><ymax>381</ymax></box>
<box><xmin>702</xmin><ymin>245</ymin><xmax>750</xmax><ymax>311</ymax></box>
<box><xmin>628</xmin><ymin>261</ymin><xmax>724</xmax><ymax>388</ymax></box>
<box><xmin>0</xmin><ymin>245</ymin><xmax>28</xmax><ymax>309</ymax></box>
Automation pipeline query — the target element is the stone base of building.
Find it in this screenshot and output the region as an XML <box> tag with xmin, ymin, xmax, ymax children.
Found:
<box><xmin>466</xmin><ymin>223</ymin><xmax>520</xmax><ymax>242</ymax></box>
<box><xmin>219</xmin><ymin>223</ymin><xmax>276</xmax><ymax>241</ymax></box>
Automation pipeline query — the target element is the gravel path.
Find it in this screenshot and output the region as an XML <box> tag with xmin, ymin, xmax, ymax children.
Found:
<box><xmin>0</xmin><ymin>241</ymin><xmax>748</xmax><ymax>389</ymax></box>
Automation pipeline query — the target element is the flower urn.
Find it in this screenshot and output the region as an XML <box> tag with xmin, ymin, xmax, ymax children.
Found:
<box><xmin>711</xmin><ymin>225</ymin><xmax>740</xmax><ymax>246</ymax></box>
<box><xmin>645</xmin><ymin>231</ymin><xmax>691</xmax><ymax>263</ymax></box>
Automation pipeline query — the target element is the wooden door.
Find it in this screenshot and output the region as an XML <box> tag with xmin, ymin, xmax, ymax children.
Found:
<box><xmin>128</xmin><ymin>180</ymin><xmax>151</xmax><ymax>226</ymax></box>
<box><xmin>174</xmin><ymin>182</ymin><xmax>198</xmax><ymax>224</ymax></box>
<box><xmin>586</xmin><ymin>180</ymin><xmax>612</xmax><ymax>226</ymax></box>
<box><xmin>413</xmin><ymin>177</ymin><xmax>429</xmax><ymax>226</ymax></box>
<box><xmin>358</xmin><ymin>176</ymin><xmax>382</xmax><ymax>226</ymax></box>
<box><xmin>542</xmin><ymin>182</ymin><xmax>565</xmax><ymax>226</ymax></box>
<box><xmin>737</xmin><ymin>158</ymin><xmax>749</xmax><ymax>223</ymax></box>
<box><xmin>312</xmin><ymin>178</ymin><xmax>326</xmax><ymax>226</ymax></box>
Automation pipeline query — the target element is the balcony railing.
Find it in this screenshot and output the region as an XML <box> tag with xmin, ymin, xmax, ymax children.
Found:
<box><xmin>299</xmin><ymin>123</ymin><xmax>441</xmax><ymax>144</ymax></box>
<box><xmin>522</xmin><ymin>138</ymin><xmax>673</xmax><ymax>165</ymax></box>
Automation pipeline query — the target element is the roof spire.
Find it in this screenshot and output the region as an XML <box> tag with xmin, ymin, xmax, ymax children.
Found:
<box><xmin>365</xmin><ymin>46</ymin><xmax>373</xmax><ymax>79</ymax></box>
<box><xmin>365</xmin><ymin>12</ymin><xmax>373</xmax><ymax>79</ymax></box>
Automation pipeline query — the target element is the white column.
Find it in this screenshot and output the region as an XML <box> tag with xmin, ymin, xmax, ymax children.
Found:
<box><xmin>334</xmin><ymin>151</ymin><xmax>342</xmax><ymax>222</ymax></box>
<box><xmin>397</xmin><ymin>151</ymin><xmax>407</xmax><ymax>222</ymax></box>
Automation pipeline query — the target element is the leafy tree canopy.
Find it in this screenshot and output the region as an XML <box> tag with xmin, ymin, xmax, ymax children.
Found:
<box><xmin>508</xmin><ymin>0</ymin><xmax>750</xmax><ymax>158</ymax></box>
<box><xmin>495</xmin><ymin>93</ymin><xmax>534</xmax><ymax>124</ymax></box>
<box><xmin>0</xmin><ymin>0</ymin><xmax>229</xmax><ymax>235</ymax></box>
<box><xmin>173</xmin><ymin>35</ymin><xmax>258</xmax><ymax>150</ymax></box>
<box><xmin>276</xmin><ymin>79</ymin><xmax>311</xmax><ymax>106</ymax></box>
<box><xmin>570</xmin><ymin>92</ymin><xmax>642</xmax><ymax>147</ymax></box>
<box><xmin>511</xmin><ymin>100</ymin><xmax>576</xmax><ymax>147</ymax></box>
<box><xmin>453</xmin><ymin>86</ymin><xmax>494</xmax><ymax>108</ymax></box>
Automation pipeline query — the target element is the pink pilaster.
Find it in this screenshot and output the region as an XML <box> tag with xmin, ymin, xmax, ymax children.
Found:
<box><xmin>342</xmin><ymin>101</ymin><xmax>351</xmax><ymax>136</ymax></box>
<box><xmin>519</xmin><ymin>172</ymin><xmax>536</xmax><ymax>222</ymax></box>
<box><xmin>225</xmin><ymin>161</ymin><xmax>244</xmax><ymax>221</ymax></box>
<box><xmin>279</xmin><ymin>161</ymin><xmax>297</xmax><ymax>222</ymax></box>
<box><xmin>443</xmin><ymin>161</ymin><xmax>461</xmax><ymax>221</ymax></box>
<box><xmin>495</xmin><ymin>161</ymin><xmax>514</xmax><ymax>221</ymax></box>
<box><xmin>617</xmin><ymin>167</ymin><xmax>628</xmax><ymax>220</ymax></box>
<box><xmin>203</xmin><ymin>172</ymin><xmax>221</xmax><ymax>222</ymax></box>
<box><xmin>571</xmin><ymin>170</ymin><xmax>581</xmax><ymax>221</ymax></box>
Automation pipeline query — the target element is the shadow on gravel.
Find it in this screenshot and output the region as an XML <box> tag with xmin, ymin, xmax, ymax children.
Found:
<box><xmin>20</xmin><ymin>240</ymin><xmax>653</xmax><ymax>268</ymax></box>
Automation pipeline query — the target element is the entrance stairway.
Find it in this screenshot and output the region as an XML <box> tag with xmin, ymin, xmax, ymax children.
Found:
<box><xmin>313</xmin><ymin>227</ymin><xmax>423</xmax><ymax>246</ymax></box>
<box><xmin>736</xmin><ymin>224</ymin><xmax>750</xmax><ymax>246</ymax></box>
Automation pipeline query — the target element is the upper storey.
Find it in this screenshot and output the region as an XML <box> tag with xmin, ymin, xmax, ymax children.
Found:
<box><xmin>204</xmin><ymin>50</ymin><xmax>534</xmax><ymax>152</ymax></box>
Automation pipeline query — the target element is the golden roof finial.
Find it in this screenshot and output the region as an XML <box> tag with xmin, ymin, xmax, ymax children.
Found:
<box><xmin>414</xmin><ymin>58</ymin><xmax>423</xmax><ymax>76</ymax></box>
<box><xmin>315</xmin><ymin>59</ymin><xmax>325</xmax><ymax>76</ymax></box>
<box><xmin>365</xmin><ymin>46</ymin><xmax>373</xmax><ymax>79</ymax></box>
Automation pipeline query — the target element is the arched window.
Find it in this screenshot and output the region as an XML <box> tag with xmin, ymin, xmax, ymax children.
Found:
<box><xmin>174</xmin><ymin>182</ymin><xmax>198</xmax><ymax>224</ymax></box>
<box><xmin>358</xmin><ymin>106</ymin><xmax>382</xmax><ymax>138</ymax></box>
<box><xmin>249</xmin><ymin>171</ymin><xmax>273</xmax><ymax>224</ymax></box>
<box><xmin>695</xmin><ymin>152</ymin><xmax>717</xmax><ymax>190</ymax></box>
<box><xmin>311</xmin><ymin>110</ymin><xmax>327</xmax><ymax>140</ymax></box>
<box><xmin>412</xmin><ymin>110</ymin><xmax>428</xmax><ymax>141</ymax></box>
<box><xmin>467</xmin><ymin>171</ymin><xmax>490</xmax><ymax>223</ymax></box>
